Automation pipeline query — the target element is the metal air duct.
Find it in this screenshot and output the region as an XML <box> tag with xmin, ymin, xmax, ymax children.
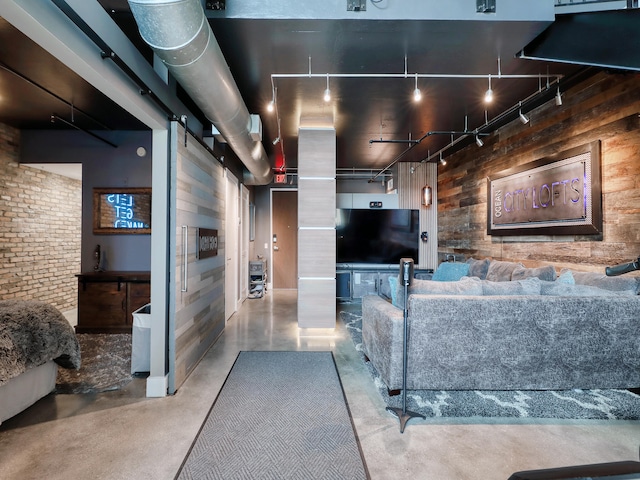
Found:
<box><xmin>128</xmin><ymin>0</ymin><xmax>272</xmax><ymax>185</ymax></box>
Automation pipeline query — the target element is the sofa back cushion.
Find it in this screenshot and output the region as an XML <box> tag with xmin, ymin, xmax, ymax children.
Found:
<box><xmin>394</xmin><ymin>276</ymin><xmax>483</xmax><ymax>308</ymax></box>
<box><xmin>466</xmin><ymin>257</ymin><xmax>490</xmax><ymax>279</ymax></box>
<box><xmin>481</xmin><ymin>277</ymin><xmax>541</xmax><ymax>296</ymax></box>
<box><xmin>562</xmin><ymin>269</ymin><xmax>640</xmax><ymax>294</ymax></box>
<box><xmin>511</xmin><ymin>265</ymin><xmax>557</xmax><ymax>282</ymax></box>
<box><xmin>485</xmin><ymin>260</ymin><xmax>523</xmax><ymax>282</ymax></box>
<box><xmin>540</xmin><ymin>280</ymin><xmax>637</xmax><ymax>296</ymax></box>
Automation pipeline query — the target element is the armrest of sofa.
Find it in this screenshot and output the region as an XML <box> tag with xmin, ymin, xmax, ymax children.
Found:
<box><xmin>361</xmin><ymin>294</ymin><xmax>405</xmax><ymax>390</ymax></box>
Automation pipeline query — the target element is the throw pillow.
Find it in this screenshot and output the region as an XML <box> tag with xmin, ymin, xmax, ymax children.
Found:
<box><xmin>466</xmin><ymin>257</ymin><xmax>491</xmax><ymax>279</ymax></box>
<box><xmin>556</xmin><ymin>270</ymin><xmax>575</xmax><ymax>284</ymax></box>
<box><xmin>481</xmin><ymin>277</ymin><xmax>541</xmax><ymax>296</ymax></box>
<box><xmin>485</xmin><ymin>260</ymin><xmax>524</xmax><ymax>282</ymax></box>
<box><xmin>431</xmin><ymin>262</ymin><xmax>470</xmax><ymax>281</ymax></box>
<box><xmin>563</xmin><ymin>269</ymin><xmax>640</xmax><ymax>294</ymax></box>
<box><xmin>511</xmin><ymin>265</ymin><xmax>557</xmax><ymax>282</ymax></box>
<box><xmin>388</xmin><ymin>275</ymin><xmax>399</xmax><ymax>307</ymax></box>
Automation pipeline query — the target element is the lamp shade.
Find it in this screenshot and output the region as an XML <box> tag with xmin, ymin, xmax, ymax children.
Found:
<box><xmin>422</xmin><ymin>185</ymin><xmax>432</xmax><ymax>207</ymax></box>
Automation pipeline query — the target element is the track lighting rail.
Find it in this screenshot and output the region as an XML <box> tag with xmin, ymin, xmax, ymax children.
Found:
<box><xmin>367</xmin><ymin>130</ymin><xmax>490</xmax><ymax>182</ymax></box>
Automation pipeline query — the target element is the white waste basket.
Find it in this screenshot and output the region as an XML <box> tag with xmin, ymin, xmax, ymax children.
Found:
<box><xmin>131</xmin><ymin>303</ymin><xmax>151</xmax><ymax>374</ymax></box>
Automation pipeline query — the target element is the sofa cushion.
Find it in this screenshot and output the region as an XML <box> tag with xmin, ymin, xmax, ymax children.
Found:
<box><xmin>562</xmin><ymin>269</ymin><xmax>640</xmax><ymax>294</ymax></box>
<box><xmin>431</xmin><ymin>262</ymin><xmax>470</xmax><ymax>281</ymax></box>
<box><xmin>511</xmin><ymin>265</ymin><xmax>557</xmax><ymax>282</ymax></box>
<box><xmin>466</xmin><ymin>257</ymin><xmax>490</xmax><ymax>279</ymax></box>
<box><xmin>540</xmin><ymin>281</ymin><xmax>636</xmax><ymax>296</ymax></box>
<box><xmin>395</xmin><ymin>276</ymin><xmax>483</xmax><ymax>308</ymax></box>
<box><xmin>485</xmin><ymin>260</ymin><xmax>524</xmax><ymax>282</ymax></box>
<box><xmin>481</xmin><ymin>277</ymin><xmax>541</xmax><ymax>296</ymax></box>
<box><xmin>556</xmin><ymin>270</ymin><xmax>575</xmax><ymax>284</ymax></box>
<box><xmin>388</xmin><ymin>275</ymin><xmax>399</xmax><ymax>307</ymax></box>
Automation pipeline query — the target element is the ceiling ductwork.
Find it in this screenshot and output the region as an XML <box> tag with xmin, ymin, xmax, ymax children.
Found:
<box><xmin>127</xmin><ymin>0</ymin><xmax>272</xmax><ymax>185</ymax></box>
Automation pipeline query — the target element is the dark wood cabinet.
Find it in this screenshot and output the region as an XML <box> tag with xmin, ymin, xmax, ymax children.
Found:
<box><xmin>76</xmin><ymin>271</ymin><xmax>151</xmax><ymax>334</ymax></box>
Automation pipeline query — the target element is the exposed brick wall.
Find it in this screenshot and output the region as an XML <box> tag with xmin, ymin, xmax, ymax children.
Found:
<box><xmin>0</xmin><ymin>123</ymin><xmax>81</xmax><ymax>311</ymax></box>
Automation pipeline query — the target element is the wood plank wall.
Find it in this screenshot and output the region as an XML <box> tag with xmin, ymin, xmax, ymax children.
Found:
<box><xmin>398</xmin><ymin>162</ymin><xmax>439</xmax><ymax>270</ymax></box>
<box><xmin>173</xmin><ymin>125</ymin><xmax>226</xmax><ymax>390</ymax></box>
<box><xmin>437</xmin><ymin>72</ymin><xmax>640</xmax><ymax>273</ymax></box>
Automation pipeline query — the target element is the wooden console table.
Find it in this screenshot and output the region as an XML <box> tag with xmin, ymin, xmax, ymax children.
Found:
<box><xmin>76</xmin><ymin>271</ymin><xmax>150</xmax><ymax>334</ymax></box>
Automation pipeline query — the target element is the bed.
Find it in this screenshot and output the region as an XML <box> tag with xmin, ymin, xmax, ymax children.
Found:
<box><xmin>0</xmin><ymin>299</ymin><xmax>81</xmax><ymax>424</ymax></box>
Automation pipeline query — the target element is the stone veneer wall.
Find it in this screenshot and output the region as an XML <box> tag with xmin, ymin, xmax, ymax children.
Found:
<box><xmin>0</xmin><ymin>123</ymin><xmax>81</xmax><ymax>310</ymax></box>
<box><xmin>438</xmin><ymin>72</ymin><xmax>640</xmax><ymax>273</ymax></box>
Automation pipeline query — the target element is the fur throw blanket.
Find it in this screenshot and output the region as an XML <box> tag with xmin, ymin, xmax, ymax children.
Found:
<box><xmin>0</xmin><ymin>300</ymin><xmax>81</xmax><ymax>386</ymax></box>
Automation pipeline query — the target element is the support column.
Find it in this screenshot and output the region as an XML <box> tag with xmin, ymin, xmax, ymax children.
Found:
<box><xmin>297</xmin><ymin>125</ymin><xmax>336</xmax><ymax>328</ymax></box>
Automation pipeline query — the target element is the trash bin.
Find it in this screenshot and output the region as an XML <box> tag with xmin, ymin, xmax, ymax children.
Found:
<box><xmin>131</xmin><ymin>303</ymin><xmax>151</xmax><ymax>374</ymax></box>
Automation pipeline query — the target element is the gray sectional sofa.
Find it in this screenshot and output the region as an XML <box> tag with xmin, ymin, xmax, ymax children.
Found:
<box><xmin>361</xmin><ymin>259</ymin><xmax>640</xmax><ymax>391</ymax></box>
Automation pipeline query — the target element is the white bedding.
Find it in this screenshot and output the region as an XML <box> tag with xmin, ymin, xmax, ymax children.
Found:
<box><xmin>0</xmin><ymin>360</ymin><xmax>57</xmax><ymax>424</ymax></box>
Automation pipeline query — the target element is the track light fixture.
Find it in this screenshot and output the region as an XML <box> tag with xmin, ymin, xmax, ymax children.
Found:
<box><xmin>518</xmin><ymin>102</ymin><xmax>529</xmax><ymax>124</ymax></box>
<box><xmin>555</xmin><ymin>86</ymin><xmax>563</xmax><ymax>106</ymax></box>
<box><xmin>484</xmin><ymin>75</ymin><xmax>493</xmax><ymax>104</ymax></box>
<box><xmin>475</xmin><ymin>135</ymin><xmax>484</xmax><ymax>147</ymax></box>
<box><xmin>272</xmin><ymin>136</ymin><xmax>280</xmax><ymax>145</ymax></box>
<box><xmin>413</xmin><ymin>73</ymin><xmax>421</xmax><ymax>102</ymax></box>
<box><xmin>439</xmin><ymin>153</ymin><xmax>446</xmax><ymax>166</ymax></box>
<box><xmin>267</xmin><ymin>101</ymin><xmax>274</xmax><ymax>113</ymax></box>
<box><xmin>323</xmin><ymin>73</ymin><xmax>331</xmax><ymax>102</ymax></box>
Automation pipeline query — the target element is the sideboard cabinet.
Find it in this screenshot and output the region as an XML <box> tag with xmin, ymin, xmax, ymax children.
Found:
<box><xmin>76</xmin><ymin>271</ymin><xmax>151</xmax><ymax>333</ymax></box>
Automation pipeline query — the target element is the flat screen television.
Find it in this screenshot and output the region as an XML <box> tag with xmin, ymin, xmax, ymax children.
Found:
<box><xmin>336</xmin><ymin>208</ymin><xmax>419</xmax><ymax>265</ymax></box>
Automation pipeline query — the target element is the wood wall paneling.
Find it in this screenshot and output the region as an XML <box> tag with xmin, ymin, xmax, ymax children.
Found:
<box><xmin>298</xmin><ymin>279</ymin><xmax>336</xmax><ymax>328</ymax></box>
<box><xmin>173</xmin><ymin>125</ymin><xmax>226</xmax><ymax>391</ymax></box>
<box><xmin>298</xmin><ymin>178</ymin><xmax>336</xmax><ymax>228</ymax></box>
<box><xmin>297</xmin><ymin>126</ymin><xmax>336</xmax><ymax>328</ymax></box>
<box><xmin>298</xmin><ymin>229</ymin><xmax>336</xmax><ymax>278</ymax></box>
<box><xmin>437</xmin><ymin>72</ymin><xmax>640</xmax><ymax>273</ymax></box>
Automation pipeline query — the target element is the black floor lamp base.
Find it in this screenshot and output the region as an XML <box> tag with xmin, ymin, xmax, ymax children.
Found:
<box><xmin>386</xmin><ymin>406</ymin><xmax>426</xmax><ymax>433</ymax></box>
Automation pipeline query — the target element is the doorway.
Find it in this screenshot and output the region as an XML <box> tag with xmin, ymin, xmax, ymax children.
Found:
<box><xmin>271</xmin><ymin>189</ymin><xmax>298</xmax><ymax>289</ymax></box>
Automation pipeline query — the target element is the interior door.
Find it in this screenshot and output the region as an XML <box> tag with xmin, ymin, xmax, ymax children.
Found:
<box><xmin>271</xmin><ymin>190</ymin><xmax>298</xmax><ymax>289</ymax></box>
<box><xmin>225</xmin><ymin>170</ymin><xmax>239</xmax><ymax>321</ymax></box>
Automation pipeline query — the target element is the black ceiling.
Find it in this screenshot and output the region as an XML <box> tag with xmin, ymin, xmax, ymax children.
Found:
<box><xmin>1</xmin><ymin>3</ymin><xmax>637</xmax><ymax>175</ymax></box>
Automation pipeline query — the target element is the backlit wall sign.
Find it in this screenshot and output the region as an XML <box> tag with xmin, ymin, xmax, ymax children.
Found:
<box><xmin>93</xmin><ymin>188</ymin><xmax>151</xmax><ymax>234</ymax></box>
<box><xmin>487</xmin><ymin>141</ymin><xmax>602</xmax><ymax>236</ymax></box>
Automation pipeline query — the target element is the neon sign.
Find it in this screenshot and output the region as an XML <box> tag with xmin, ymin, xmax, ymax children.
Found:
<box><xmin>93</xmin><ymin>188</ymin><xmax>151</xmax><ymax>234</ymax></box>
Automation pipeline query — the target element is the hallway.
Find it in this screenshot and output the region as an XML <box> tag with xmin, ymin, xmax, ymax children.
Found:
<box><xmin>1</xmin><ymin>290</ymin><xmax>639</xmax><ymax>479</ymax></box>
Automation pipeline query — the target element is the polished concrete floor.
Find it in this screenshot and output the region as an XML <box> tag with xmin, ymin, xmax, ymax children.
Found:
<box><xmin>1</xmin><ymin>290</ymin><xmax>639</xmax><ymax>480</ymax></box>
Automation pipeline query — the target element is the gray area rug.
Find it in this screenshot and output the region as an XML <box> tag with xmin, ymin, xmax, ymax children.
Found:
<box><xmin>340</xmin><ymin>310</ymin><xmax>640</xmax><ymax>420</ymax></box>
<box><xmin>56</xmin><ymin>334</ymin><xmax>133</xmax><ymax>394</ymax></box>
<box><xmin>176</xmin><ymin>351</ymin><xmax>369</xmax><ymax>480</ymax></box>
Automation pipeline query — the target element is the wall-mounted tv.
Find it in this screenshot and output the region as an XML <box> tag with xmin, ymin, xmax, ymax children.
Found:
<box><xmin>336</xmin><ymin>208</ymin><xmax>419</xmax><ymax>265</ymax></box>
